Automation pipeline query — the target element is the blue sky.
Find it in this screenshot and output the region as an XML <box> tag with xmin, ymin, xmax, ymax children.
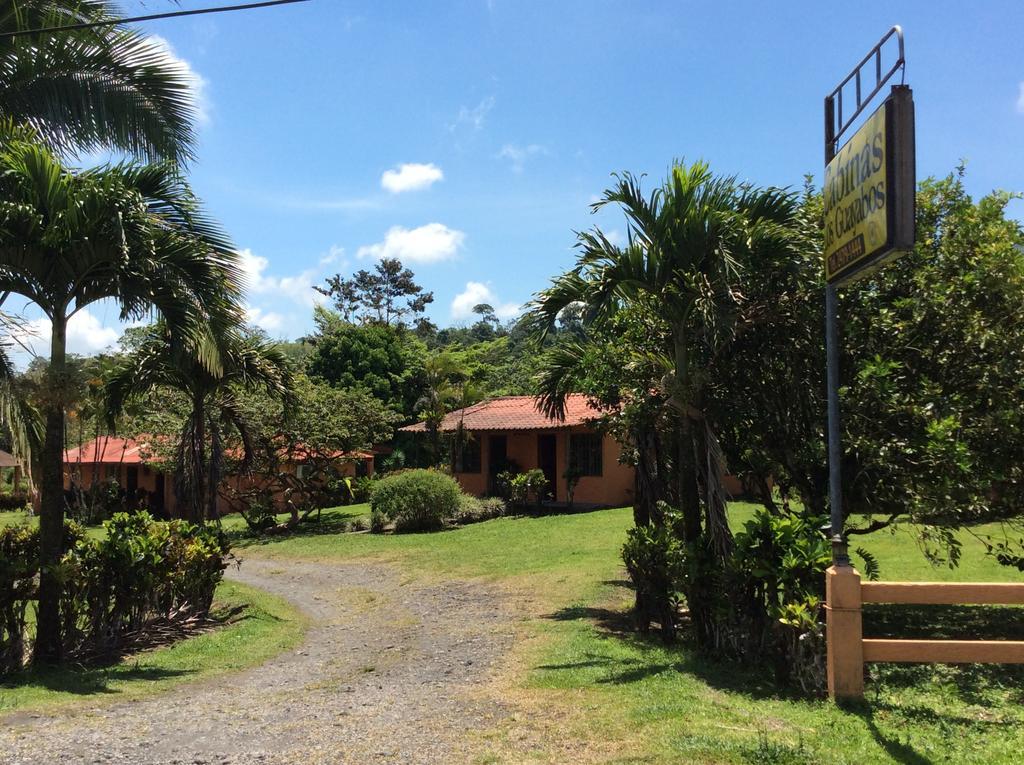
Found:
<box><xmin>9</xmin><ymin>0</ymin><xmax>1024</xmax><ymax>361</ymax></box>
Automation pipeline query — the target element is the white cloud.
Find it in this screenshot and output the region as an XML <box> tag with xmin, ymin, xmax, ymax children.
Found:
<box><xmin>381</xmin><ymin>163</ymin><xmax>444</xmax><ymax>193</ymax></box>
<box><xmin>451</xmin><ymin>282</ymin><xmax>520</xmax><ymax>321</ymax></box>
<box><xmin>246</xmin><ymin>306</ymin><xmax>286</xmax><ymax>334</ymax></box>
<box><xmin>449</xmin><ymin>96</ymin><xmax>495</xmax><ymax>133</ymax></box>
<box><xmin>147</xmin><ymin>35</ymin><xmax>210</xmax><ymax>125</ymax></box>
<box><xmin>356</xmin><ymin>223</ymin><xmax>465</xmax><ymax>264</ymax></box>
<box><xmin>238</xmin><ymin>247</ymin><xmax>330</xmax><ymax>309</ymax></box>
<box><xmin>497</xmin><ymin>143</ymin><xmax>546</xmax><ymax>172</ymax></box>
<box><xmin>11</xmin><ymin>309</ymin><xmax>120</xmax><ymax>361</ymax></box>
<box><xmin>319</xmin><ymin>245</ymin><xmax>346</xmax><ymax>266</ymax></box>
<box><xmin>1018</xmin><ymin>82</ymin><xmax>1024</xmax><ymax>113</ymax></box>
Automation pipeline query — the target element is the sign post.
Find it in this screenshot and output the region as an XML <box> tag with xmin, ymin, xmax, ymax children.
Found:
<box><xmin>823</xmin><ymin>27</ymin><xmax>915</xmax><ymax>563</ymax></box>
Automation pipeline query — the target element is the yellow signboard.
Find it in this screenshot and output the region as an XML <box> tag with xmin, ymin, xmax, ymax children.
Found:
<box><xmin>824</xmin><ymin>104</ymin><xmax>888</xmax><ymax>280</ymax></box>
<box><xmin>823</xmin><ymin>87</ymin><xmax>915</xmax><ymax>284</ymax></box>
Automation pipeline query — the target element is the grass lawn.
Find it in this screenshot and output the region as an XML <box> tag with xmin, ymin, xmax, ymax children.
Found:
<box><xmin>0</xmin><ymin>579</ymin><xmax>306</xmax><ymax>715</ymax></box>
<box><xmin>231</xmin><ymin>501</ymin><xmax>1024</xmax><ymax>764</ymax></box>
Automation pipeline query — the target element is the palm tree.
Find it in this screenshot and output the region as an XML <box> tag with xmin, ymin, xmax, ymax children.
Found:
<box><xmin>0</xmin><ymin>128</ymin><xmax>241</xmax><ymax>663</ymax></box>
<box><xmin>526</xmin><ymin>161</ymin><xmax>796</xmax><ymax>644</ymax></box>
<box><xmin>0</xmin><ymin>0</ymin><xmax>196</xmax><ymax>162</ymax></box>
<box><xmin>105</xmin><ymin>324</ymin><xmax>293</xmax><ymax>523</ymax></box>
<box><xmin>414</xmin><ymin>352</ymin><xmax>460</xmax><ymax>466</ymax></box>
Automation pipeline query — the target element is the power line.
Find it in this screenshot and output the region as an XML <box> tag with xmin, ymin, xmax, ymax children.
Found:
<box><xmin>0</xmin><ymin>0</ymin><xmax>313</xmax><ymax>40</ymax></box>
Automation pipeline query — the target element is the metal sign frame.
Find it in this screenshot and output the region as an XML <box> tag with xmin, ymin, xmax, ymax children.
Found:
<box><xmin>823</xmin><ymin>26</ymin><xmax>910</xmax><ymax>564</ymax></box>
<box><xmin>825</xmin><ymin>86</ymin><xmax>916</xmax><ymax>284</ymax></box>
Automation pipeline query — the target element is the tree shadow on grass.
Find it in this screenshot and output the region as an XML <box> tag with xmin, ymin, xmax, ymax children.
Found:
<box><xmin>540</xmin><ymin>598</ymin><xmax>792</xmax><ymax>700</ymax></box>
<box><xmin>539</xmin><ymin>585</ymin><xmax>1024</xmax><ymax>764</ymax></box>
<box><xmin>1</xmin><ymin>664</ymin><xmax>194</xmax><ymax>698</ymax></box>
<box><xmin>865</xmin><ymin>604</ymin><xmax>1024</xmax><ymax>707</ymax></box>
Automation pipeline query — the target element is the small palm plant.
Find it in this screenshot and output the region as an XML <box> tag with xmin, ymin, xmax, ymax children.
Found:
<box><xmin>105</xmin><ymin>323</ymin><xmax>294</xmax><ymax>523</ymax></box>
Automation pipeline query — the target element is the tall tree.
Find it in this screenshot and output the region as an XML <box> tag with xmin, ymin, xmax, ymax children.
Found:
<box><xmin>709</xmin><ymin>169</ymin><xmax>1024</xmax><ymax>564</ymax></box>
<box><xmin>316</xmin><ymin>258</ymin><xmax>434</xmax><ymax>328</ymax></box>
<box><xmin>0</xmin><ymin>0</ymin><xmax>197</xmax><ymax>162</ymax></box>
<box><xmin>0</xmin><ymin>129</ymin><xmax>240</xmax><ymax>662</ymax></box>
<box><xmin>414</xmin><ymin>351</ymin><xmax>461</xmax><ymax>465</ymax></box>
<box><xmin>527</xmin><ymin>161</ymin><xmax>797</xmax><ymax>646</ymax></box>
<box><xmin>305</xmin><ymin>306</ymin><xmax>425</xmax><ymax>417</ymax></box>
<box><xmin>105</xmin><ymin>323</ymin><xmax>293</xmax><ymax>523</ymax></box>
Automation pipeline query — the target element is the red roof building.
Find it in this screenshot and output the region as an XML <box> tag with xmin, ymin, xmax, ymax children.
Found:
<box><xmin>64</xmin><ymin>436</ymin><xmax>156</xmax><ymax>465</ymax></box>
<box><xmin>400</xmin><ymin>394</ymin><xmax>600</xmax><ymax>433</ymax></box>
<box><xmin>400</xmin><ymin>395</ymin><xmax>633</xmax><ymax>506</ymax></box>
<box><xmin>63</xmin><ymin>436</ymin><xmax>375</xmax><ymax>518</ymax></box>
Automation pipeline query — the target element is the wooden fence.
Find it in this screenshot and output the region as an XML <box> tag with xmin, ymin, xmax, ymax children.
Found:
<box><xmin>825</xmin><ymin>565</ymin><xmax>1024</xmax><ymax>699</ymax></box>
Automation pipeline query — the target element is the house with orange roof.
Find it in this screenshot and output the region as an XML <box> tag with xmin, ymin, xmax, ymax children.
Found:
<box><xmin>64</xmin><ymin>436</ymin><xmax>376</xmax><ymax>518</ymax></box>
<box><xmin>400</xmin><ymin>394</ymin><xmax>635</xmax><ymax>506</ymax></box>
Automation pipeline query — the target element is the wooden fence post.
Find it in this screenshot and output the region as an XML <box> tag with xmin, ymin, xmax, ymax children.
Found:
<box><xmin>826</xmin><ymin>564</ymin><xmax>863</xmax><ymax>700</ymax></box>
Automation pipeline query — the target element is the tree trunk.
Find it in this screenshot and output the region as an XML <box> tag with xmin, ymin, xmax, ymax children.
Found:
<box><xmin>192</xmin><ymin>394</ymin><xmax>206</xmax><ymax>522</ymax></box>
<box><xmin>34</xmin><ymin>315</ymin><xmax>67</xmax><ymax>664</ymax></box>
<box><xmin>206</xmin><ymin>417</ymin><xmax>221</xmax><ymax>522</ymax></box>
<box><xmin>673</xmin><ymin>329</ymin><xmax>701</xmax><ymax>543</ymax></box>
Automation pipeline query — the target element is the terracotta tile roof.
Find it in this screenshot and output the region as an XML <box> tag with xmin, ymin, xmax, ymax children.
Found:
<box><xmin>64</xmin><ymin>437</ymin><xmax>154</xmax><ymax>465</ymax></box>
<box><xmin>64</xmin><ymin>437</ymin><xmax>375</xmax><ymax>466</ymax></box>
<box><xmin>0</xmin><ymin>450</ymin><xmax>20</xmax><ymax>468</ymax></box>
<box><xmin>400</xmin><ymin>394</ymin><xmax>599</xmax><ymax>433</ymax></box>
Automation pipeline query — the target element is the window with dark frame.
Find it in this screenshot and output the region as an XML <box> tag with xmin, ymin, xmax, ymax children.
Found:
<box><xmin>455</xmin><ymin>437</ymin><xmax>482</xmax><ymax>474</ymax></box>
<box><xmin>569</xmin><ymin>433</ymin><xmax>603</xmax><ymax>477</ymax></box>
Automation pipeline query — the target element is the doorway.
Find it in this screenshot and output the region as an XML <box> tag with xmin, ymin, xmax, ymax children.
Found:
<box><xmin>537</xmin><ymin>434</ymin><xmax>557</xmax><ymax>502</ymax></box>
<box><xmin>153</xmin><ymin>473</ymin><xmax>166</xmax><ymax>518</ymax></box>
<box><xmin>487</xmin><ymin>435</ymin><xmax>508</xmax><ymax>495</ymax></box>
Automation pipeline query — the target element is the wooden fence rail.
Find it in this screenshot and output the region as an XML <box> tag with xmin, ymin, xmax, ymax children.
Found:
<box><xmin>825</xmin><ymin>565</ymin><xmax>1024</xmax><ymax>700</ymax></box>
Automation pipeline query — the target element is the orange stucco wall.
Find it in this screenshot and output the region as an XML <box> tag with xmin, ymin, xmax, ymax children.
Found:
<box><xmin>453</xmin><ymin>428</ymin><xmax>635</xmax><ymax>507</ymax></box>
<box><xmin>64</xmin><ymin>456</ymin><xmax>374</xmax><ymax>518</ymax></box>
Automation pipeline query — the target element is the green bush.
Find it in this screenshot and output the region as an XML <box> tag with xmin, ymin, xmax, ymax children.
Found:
<box><xmin>0</xmin><ymin>512</ymin><xmax>230</xmax><ymax>673</ymax></box>
<box><xmin>497</xmin><ymin>468</ymin><xmax>549</xmax><ymax>509</ymax></box>
<box><xmin>369</xmin><ymin>469</ymin><xmax>461</xmax><ymax>532</ymax></box>
<box><xmin>454</xmin><ymin>495</ymin><xmax>508</xmax><ymax>525</ymax></box>
<box><xmin>622</xmin><ymin>518</ymin><xmax>686</xmax><ymax>641</ymax></box>
<box><xmin>349</xmin><ymin>475</ymin><xmax>377</xmax><ymax>504</ymax></box>
<box><xmin>369</xmin><ymin>509</ymin><xmax>386</xmax><ymax>534</ymax></box>
<box><xmin>0</xmin><ymin>524</ymin><xmax>39</xmax><ymax>673</ymax></box>
<box><xmin>0</xmin><ymin>492</ymin><xmax>30</xmax><ymax>512</ymax></box>
<box><xmin>622</xmin><ymin>504</ymin><xmax>832</xmax><ymax>691</ymax></box>
<box><xmin>61</xmin><ymin>512</ymin><xmax>230</xmax><ymax>656</ymax></box>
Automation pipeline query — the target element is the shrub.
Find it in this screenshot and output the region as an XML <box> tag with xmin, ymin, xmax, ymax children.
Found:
<box><xmin>622</xmin><ymin>517</ymin><xmax>686</xmax><ymax>641</ymax></box>
<box><xmin>369</xmin><ymin>510</ymin><xmax>386</xmax><ymax>534</ymax></box>
<box><xmin>239</xmin><ymin>494</ymin><xmax>278</xmax><ymax>532</ymax></box>
<box><xmin>0</xmin><ymin>492</ymin><xmax>29</xmax><ymax>512</ymax></box>
<box><xmin>349</xmin><ymin>517</ymin><xmax>368</xmax><ymax>532</ymax></box>
<box><xmin>61</xmin><ymin>512</ymin><xmax>230</xmax><ymax>656</ymax></box>
<box><xmin>0</xmin><ymin>524</ymin><xmax>39</xmax><ymax>673</ymax></box>
<box><xmin>454</xmin><ymin>495</ymin><xmax>508</xmax><ymax>525</ymax></box>
<box><xmin>349</xmin><ymin>475</ymin><xmax>377</xmax><ymax>504</ymax></box>
<box><xmin>0</xmin><ymin>512</ymin><xmax>230</xmax><ymax>673</ymax></box>
<box><xmin>497</xmin><ymin>468</ymin><xmax>549</xmax><ymax>509</ymax></box>
<box><xmin>622</xmin><ymin>504</ymin><xmax>833</xmax><ymax>691</ymax></box>
<box><xmin>369</xmin><ymin>469</ymin><xmax>461</xmax><ymax>532</ymax></box>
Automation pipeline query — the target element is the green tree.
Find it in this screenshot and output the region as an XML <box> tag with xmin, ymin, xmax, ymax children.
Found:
<box><xmin>305</xmin><ymin>306</ymin><xmax>425</xmax><ymax>417</ymax></box>
<box><xmin>414</xmin><ymin>352</ymin><xmax>460</xmax><ymax>465</ymax></box>
<box><xmin>709</xmin><ymin>169</ymin><xmax>1024</xmax><ymax>564</ymax></box>
<box><xmin>527</xmin><ymin>160</ymin><xmax>797</xmax><ymax>647</ymax></box>
<box><xmin>0</xmin><ymin>0</ymin><xmax>197</xmax><ymax>162</ymax></box>
<box><xmin>231</xmin><ymin>374</ymin><xmax>399</xmax><ymax>528</ymax></box>
<box><xmin>0</xmin><ymin>131</ymin><xmax>240</xmax><ymax>662</ymax></box>
<box><xmin>105</xmin><ymin>323</ymin><xmax>293</xmax><ymax>523</ymax></box>
<box><xmin>316</xmin><ymin>257</ymin><xmax>434</xmax><ymax>328</ymax></box>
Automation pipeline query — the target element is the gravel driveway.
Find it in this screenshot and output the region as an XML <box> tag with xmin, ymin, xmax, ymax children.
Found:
<box><xmin>0</xmin><ymin>557</ymin><xmax>522</xmax><ymax>764</ymax></box>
